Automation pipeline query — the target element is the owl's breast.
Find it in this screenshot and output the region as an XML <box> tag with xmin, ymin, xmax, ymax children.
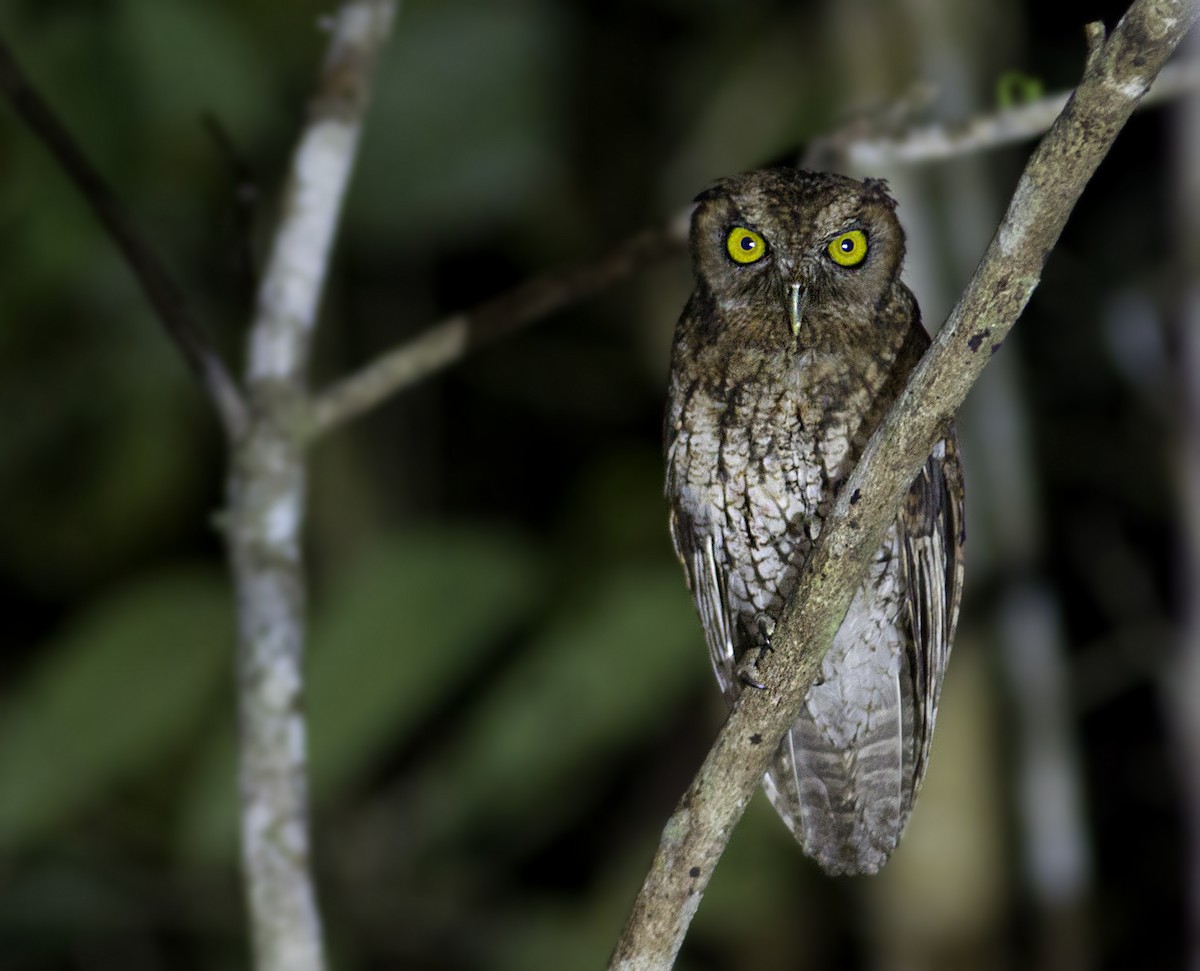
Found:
<box><xmin>668</xmin><ymin>373</ymin><xmax>828</xmax><ymax>637</ymax></box>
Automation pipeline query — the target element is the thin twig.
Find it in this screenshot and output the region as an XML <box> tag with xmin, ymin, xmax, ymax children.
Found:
<box><xmin>223</xmin><ymin>3</ymin><xmax>397</xmax><ymax>970</ymax></box>
<box><xmin>823</xmin><ymin>55</ymin><xmax>1200</xmax><ymax>169</ymax></box>
<box><xmin>0</xmin><ymin>37</ymin><xmax>248</xmax><ymax>440</ymax></box>
<box><xmin>202</xmin><ymin>112</ymin><xmax>262</xmax><ymax>313</ymax></box>
<box><xmin>304</xmin><ymin>213</ymin><xmax>690</xmax><ymax>439</ymax></box>
<box><xmin>609</xmin><ymin>2</ymin><xmax>1199</xmax><ymax>967</ymax></box>
<box><xmin>307</xmin><ymin>56</ymin><xmax>1200</xmax><ymax>443</ymax></box>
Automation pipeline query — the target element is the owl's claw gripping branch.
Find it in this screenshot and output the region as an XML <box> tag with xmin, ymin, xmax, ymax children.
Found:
<box><xmin>736</xmin><ymin>615</ymin><xmax>777</xmax><ymax>690</ymax></box>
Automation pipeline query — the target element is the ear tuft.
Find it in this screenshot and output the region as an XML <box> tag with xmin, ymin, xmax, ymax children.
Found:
<box><xmin>862</xmin><ymin>177</ymin><xmax>897</xmax><ymax>209</ymax></box>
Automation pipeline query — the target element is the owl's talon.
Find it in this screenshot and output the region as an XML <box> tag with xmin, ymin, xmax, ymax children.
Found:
<box><xmin>755</xmin><ymin>614</ymin><xmax>775</xmax><ymax>660</ymax></box>
<box><xmin>737</xmin><ymin>615</ymin><xmax>776</xmax><ymax>690</ymax></box>
<box><xmin>738</xmin><ymin>668</ymin><xmax>767</xmax><ymax>690</ymax></box>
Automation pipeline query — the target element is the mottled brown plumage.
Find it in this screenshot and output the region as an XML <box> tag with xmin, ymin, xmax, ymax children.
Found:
<box><xmin>664</xmin><ymin>168</ymin><xmax>965</xmax><ymax>875</ymax></box>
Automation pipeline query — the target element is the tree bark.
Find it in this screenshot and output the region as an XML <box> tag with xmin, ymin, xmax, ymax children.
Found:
<box><xmin>609</xmin><ymin>2</ymin><xmax>1200</xmax><ymax>967</ymax></box>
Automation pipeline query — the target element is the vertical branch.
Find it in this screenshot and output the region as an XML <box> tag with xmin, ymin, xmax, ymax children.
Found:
<box><xmin>1170</xmin><ymin>24</ymin><xmax>1200</xmax><ymax>971</ymax></box>
<box><xmin>972</xmin><ymin>350</ymin><xmax>1093</xmax><ymax>970</ymax></box>
<box><xmin>881</xmin><ymin>0</ymin><xmax>1094</xmax><ymax>961</ymax></box>
<box><xmin>224</xmin><ymin>4</ymin><xmax>396</xmax><ymax>970</ymax></box>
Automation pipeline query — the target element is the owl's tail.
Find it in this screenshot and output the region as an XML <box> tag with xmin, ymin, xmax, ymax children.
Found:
<box><xmin>762</xmin><ymin>585</ymin><xmax>910</xmax><ymax>876</ymax></box>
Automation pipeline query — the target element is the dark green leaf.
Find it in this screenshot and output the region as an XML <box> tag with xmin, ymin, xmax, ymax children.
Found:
<box><xmin>0</xmin><ymin>568</ymin><xmax>232</xmax><ymax>848</ymax></box>
<box><xmin>175</xmin><ymin>525</ymin><xmax>544</xmax><ymax>861</ymax></box>
<box><xmin>348</xmin><ymin>0</ymin><xmax>565</xmax><ymax>243</ymax></box>
<box><xmin>412</xmin><ymin>563</ymin><xmax>703</xmax><ymax>844</ymax></box>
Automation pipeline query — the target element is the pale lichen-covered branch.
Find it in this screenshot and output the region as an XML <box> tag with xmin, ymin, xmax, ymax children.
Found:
<box><xmin>223</xmin><ymin>4</ymin><xmax>397</xmax><ymax>971</ymax></box>
<box><xmin>608</xmin><ymin>1</ymin><xmax>1200</xmax><ymax>968</ymax></box>
<box><xmin>833</xmin><ymin>56</ymin><xmax>1200</xmax><ymax>168</ymax></box>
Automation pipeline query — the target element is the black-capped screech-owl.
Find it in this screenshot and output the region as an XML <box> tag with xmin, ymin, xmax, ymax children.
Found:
<box><xmin>664</xmin><ymin>168</ymin><xmax>965</xmax><ymax>876</ymax></box>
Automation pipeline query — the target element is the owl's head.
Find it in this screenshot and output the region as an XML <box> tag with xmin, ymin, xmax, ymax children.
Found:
<box><xmin>688</xmin><ymin>168</ymin><xmax>906</xmax><ymax>346</ymax></box>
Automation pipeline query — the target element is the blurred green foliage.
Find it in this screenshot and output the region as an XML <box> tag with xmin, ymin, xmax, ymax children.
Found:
<box><xmin>350</xmin><ymin>1</ymin><xmax>567</xmax><ymax>243</ymax></box>
<box><xmin>408</xmin><ymin>565</ymin><xmax>701</xmax><ymax>848</ymax></box>
<box><xmin>0</xmin><ymin>0</ymin><xmax>1189</xmax><ymax>968</ymax></box>
<box><xmin>0</xmin><ymin>569</ymin><xmax>232</xmax><ymax>849</ymax></box>
<box><xmin>177</xmin><ymin>526</ymin><xmax>549</xmax><ymax>861</ymax></box>
<box><xmin>994</xmin><ymin>70</ymin><xmax>1045</xmax><ymax>107</ymax></box>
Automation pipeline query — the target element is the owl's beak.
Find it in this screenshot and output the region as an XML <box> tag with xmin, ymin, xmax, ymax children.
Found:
<box><xmin>788</xmin><ymin>282</ymin><xmax>807</xmax><ymax>337</ymax></box>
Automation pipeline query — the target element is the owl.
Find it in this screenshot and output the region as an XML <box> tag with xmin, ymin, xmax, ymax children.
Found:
<box><xmin>664</xmin><ymin>168</ymin><xmax>965</xmax><ymax>876</ymax></box>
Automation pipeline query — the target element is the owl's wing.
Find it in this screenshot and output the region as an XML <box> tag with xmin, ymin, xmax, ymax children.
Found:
<box><xmin>664</xmin><ymin>365</ymin><xmax>740</xmax><ymax>694</ymax></box>
<box><xmin>666</xmin><ymin>498</ymin><xmax>738</xmax><ymax>695</ymax></box>
<box><xmin>898</xmin><ymin>431</ymin><xmax>966</xmax><ymax>805</ymax></box>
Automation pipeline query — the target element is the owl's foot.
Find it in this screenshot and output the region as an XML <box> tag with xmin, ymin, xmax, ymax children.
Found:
<box><xmin>737</xmin><ymin>615</ymin><xmax>775</xmax><ymax>690</ymax></box>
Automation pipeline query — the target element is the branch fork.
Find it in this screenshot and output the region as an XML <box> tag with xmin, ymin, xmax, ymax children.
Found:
<box><xmin>2</xmin><ymin>1</ymin><xmax>1197</xmax><ymax>968</ymax></box>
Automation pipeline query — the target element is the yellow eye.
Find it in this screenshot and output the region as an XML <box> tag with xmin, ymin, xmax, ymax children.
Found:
<box><xmin>827</xmin><ymin>229</ymin><xmax>868</xmax><ymax>267</ymax></box>
<box><xmin>726</xmin><ymin>227</ymin><xmax>767</xmax><ymax>264</ymax></box>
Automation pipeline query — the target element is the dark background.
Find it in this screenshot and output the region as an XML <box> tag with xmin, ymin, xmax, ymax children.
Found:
<box><xmin>0</xmin><ymin>1</ymin><xmax>1191</xmax><ymax>968</ymax></box>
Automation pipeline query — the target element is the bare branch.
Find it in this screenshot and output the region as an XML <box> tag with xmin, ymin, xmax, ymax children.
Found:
<box><xmin>0</xmin><ymin>37</ymin><xmax>248</xmax><ymax>439</ymax></box>
<box><xmin>304</xmin><ymin>214</ymin><xmax>690</xmax><ymax>438</ymax></box>
<box><xmin>811</xmin><ymin>56</ymin><xmax>1200</xmax><ymax>169</ymax></box>
<box><xmin>222</xmin><ymin>3</ymin><xmax>397</xmax><ymax>970</ymax></box>
<box><xmin>609</xmin><ymin>1</ymin><xmax>1199</xmax><ymax>967</ymax></box>
<box><xmin>307</xmin><ymin>56</ymin><xmax>1200</xmax><ymax>443</ymax></box>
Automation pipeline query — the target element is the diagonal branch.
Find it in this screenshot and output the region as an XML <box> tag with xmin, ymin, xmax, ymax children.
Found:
<box><xmin>305</xmin><ymin>54</ymin><xmax>1200</xmax><ymax>443</ymax></box>
<box><xmin>304</xmin><ymin>214</ymin><xmax>690</xmax><ymax>439</ymax></box>
<box><xmin>0</xmin><ymin>38</ymin><xmax>248</xmax><ymax>439</ymax></box>
<box><xmin>222</xmin><ymin>3</ymin><xmax>397</xmax><ymax>970</ymax></box>
<box><xmin>608</xmin><ymin>1</ymin><xmax>1200</xmax><ymax>968</ymax></box>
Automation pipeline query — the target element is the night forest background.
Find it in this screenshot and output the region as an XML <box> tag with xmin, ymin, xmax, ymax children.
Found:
<box><xmin>0</xmin><ymin>1</ymin><xmax>1195</xmax><ymax>969</ymax></box>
